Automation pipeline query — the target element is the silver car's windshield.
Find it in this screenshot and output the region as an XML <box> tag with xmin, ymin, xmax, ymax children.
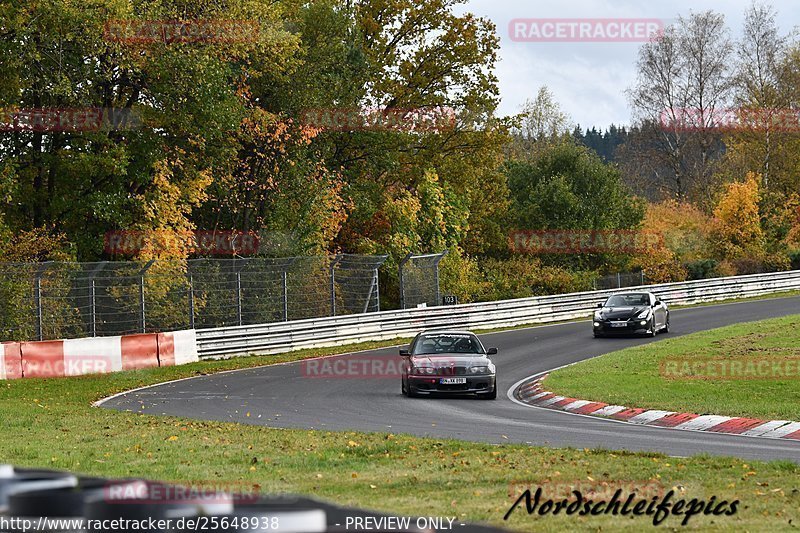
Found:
<box><xmin>412</xmin><ymin>334</ymin><xmax>484</xmax><ymax>355</ymax></box>
<box><xmin>605</xmin><ymin>294</ymin><xmax>649</xmax><ymax>307</ymax></box>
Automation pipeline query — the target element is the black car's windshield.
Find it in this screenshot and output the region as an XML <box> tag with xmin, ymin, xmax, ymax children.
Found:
<box><xmin>412</xmin><ymin>334</ymin><xmax>484</xmax><ymax>355</ymax></box>
<box><xmin>605</xmin><ymin>294</ymin><xmax>650</xmax><ymax>307</ymax></box>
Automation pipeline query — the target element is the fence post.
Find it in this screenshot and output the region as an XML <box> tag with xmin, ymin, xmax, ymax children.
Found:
<box><xmin>398</xmin><ymin>253</ymin><xmax>412</xmax><ymax>310</ymax></box>
<box><xmin>236</xmin><ymin>270</ymin><xmax>243</xmax><ymax>326</ymax></box>
<box><xmin>138</xmin><ymin>260</ymin><xmax>155</xmax><ymax>333</ymax></box>
<box><xmin>187</xmin><ymin>272</ymin><xmax>195</xmax><ymax>330</ymax></box>
<box><xmin>33</xmin><ymin>262</ymin><xmax>54</xmax><ymax>341</ymax></box>
<box><xmin>617</xmin><ymin>272</ymin><xmax>621</xmax><ymax>288</ymax></box>
<box><xmin>233</xmin><ymin>258</ymin><xmax>250</xmax><ymax>327</ymax></box>
<box><xmin>433</xmin><ymin>250</ymin><xmax>449</xmax><ymax>306</ymax></box>
<box><xmin>374</xmin><ymin>268</ymin><xmax>381</xmax><ymax>312</ymax></box>
<box><xmin>282</xmin><ymin>270</ymin><xmax>288</xmax><ymax>321</ymax></box>
<box><xmin>88</xmin><ymin>262</ymin><xmax>108</xmax><ymax>337</ymax></box>
<box><xmin>280</xmin><ymin>257</ymin><xmax>296</xmax><ymax>322</ymax></box>
<box><xmin>34</xmin><ymin>275</ymin><xmax>42</xmax><ymax>341</ymax></box>
<box><xmin>362</xmin><ymin>272</ymin><xmax>377</xmax><ymax>314</ymax></box>
<box><xmin>329</xmin><ymin>255</ymin><xmax>342</xmax><ymax>316</ymax></box>
<box><xmin>641</xmin><ymin>271</ymin><xmax>645</xmax><ymax>286</ymax></box>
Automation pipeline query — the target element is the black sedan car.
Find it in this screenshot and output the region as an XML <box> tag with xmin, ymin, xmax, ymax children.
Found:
<box><xmin>400</xmin><ymin>331</ymin><xmax>497</xmax><ymax>399</ymax></box>
<box><xmin>593</xmin><ymin>291</ymin><xmax>670</xmax><ymax>338</ymax></box>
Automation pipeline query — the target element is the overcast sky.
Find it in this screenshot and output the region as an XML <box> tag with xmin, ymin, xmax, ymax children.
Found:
<box><xmin>456</xmin><ymin>0</ymin><xmax>799</xmax><ymax>130</ymax></box>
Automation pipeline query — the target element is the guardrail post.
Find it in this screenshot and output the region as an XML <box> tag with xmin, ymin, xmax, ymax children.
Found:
<box><xmin>617</xmin><ymin>272</ymin><xmax>621</xmax><ymax>288</ymax></box>
<box><xmin>138</xmin><ymin>260</ymin><xmax>155</xmax><ymax>333</ymax></box>
<box><xmin>88</xmin><ymin>261</ymin><xmax>108</xmax><ymax>337</ymax></box>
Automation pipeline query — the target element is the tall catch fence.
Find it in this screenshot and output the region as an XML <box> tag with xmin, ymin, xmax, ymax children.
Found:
<box><xmin>0</xmin><ymin>256</ymin><xmax>388</xmax><ymax>341</ymax></box>
<box><xmin>398</xmin><ymin>251</ymin><xmax>448</xmax><ymax>309</ymax></box>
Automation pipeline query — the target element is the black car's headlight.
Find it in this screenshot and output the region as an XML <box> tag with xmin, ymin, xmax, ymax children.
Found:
<box><xmin>469</xmin><ymin>366</ymin><xmax>492</xmax><ymax>375</ymax></box>
<box><xmin>414</xmin><ymin>366</ymin><xmax>435</xmax><ymax>375</ymax></box>
<box><xmin>636</xmin><ymin>309</ymin><xmax>652</xmax><ymax>319</ymax></box>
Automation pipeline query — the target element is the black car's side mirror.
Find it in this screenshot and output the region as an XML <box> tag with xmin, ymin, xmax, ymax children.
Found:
<box><xmin>596</xmin><ymin>303</ymin><xmax>603</xmax><ymax>308</ymax></box>
<box><xmin>399</xmin><ymin>349</ymin><xmax>410</xmax><ymax>356</ymax></box>
<box><xmin>487</xmin><ymin>347</ymin><xmax>498</xmax><ymax>355</ymax></box>
<box><xmin>654</xmin><ymin>300</ymin><xmax>662</xmax><ymax>306</ymax></box>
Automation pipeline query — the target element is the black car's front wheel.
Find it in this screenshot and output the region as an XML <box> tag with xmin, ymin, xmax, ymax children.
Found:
<box><xmin>663</xmin><ymin>314</ymin><xmax>670</xmax><ymax>333</ymax></box>
<box><xmin>648</xmin><ymin>318</ymin><xmax>657</xmax><ymax>337</ymax></box>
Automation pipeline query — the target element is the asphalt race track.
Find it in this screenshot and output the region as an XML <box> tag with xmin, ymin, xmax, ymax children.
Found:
<box><xmin>103</xmin><ymin>296</ymin><xmax>800</xmax><ymax>462</ymax></box>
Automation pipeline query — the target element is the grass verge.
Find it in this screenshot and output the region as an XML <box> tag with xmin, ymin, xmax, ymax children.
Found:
<box><xmin>545</xmin><ymin>314</ymin><xmax>800</xmax><ymax>421</ymax></box>
<box><xmin>0</xmin><ymin>305</ymin><xmax>799</xmax><ymax>531</ymax></box>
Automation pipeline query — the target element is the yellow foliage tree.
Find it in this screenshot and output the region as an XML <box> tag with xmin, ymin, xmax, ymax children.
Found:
<box><xmin>710</xmin><ymin>172</ymin><xmax>766</xmax><ymax>261</ymax></box>
<box><xmin>629</xmin><ymin>199</ymin><xmax>716</xmax><ymax>282</ymax></box>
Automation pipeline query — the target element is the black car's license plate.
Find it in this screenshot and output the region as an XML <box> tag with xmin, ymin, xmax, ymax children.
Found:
<box><xmin>610</xmin><ymin>322</ymin><xmax>628</xmax><ymax>327</ymax></box>
<box><xmin>440</xmin><ymin>378</ymin><xmax>467</xmax><ymax>384</ymax></box>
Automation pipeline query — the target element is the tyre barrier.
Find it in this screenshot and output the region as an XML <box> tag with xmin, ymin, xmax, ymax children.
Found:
<box><xmin>0</xmin><ymin>465</ymin><xmax>505</xmax><ymax>533</ymax></box>
<box><xmin>0</xmin><ymin>330</ymin><xmax>198</xmax><ymax>380</ymax></box>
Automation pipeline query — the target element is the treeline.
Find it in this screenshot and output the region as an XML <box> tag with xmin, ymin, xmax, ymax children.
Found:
<box><xmin>573</xmin><ymin>125</ymin><xmax>629</xmax><ymax>163</ymax></box>
<box><xmin>0</xmin><ymin>1</ymin><xmax>798</xmax><ymax>309</ymax></box>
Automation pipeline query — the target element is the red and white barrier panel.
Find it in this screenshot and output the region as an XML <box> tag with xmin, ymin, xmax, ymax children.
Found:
<box><xmin>157</xmin><ymin>329</ymin><xmax>199</xmax><ymax>367</ymax></box>
<box><xmin>0</xmin><ymin>342</ymin><xmax>23</xmax><ymax>380</ymax></box>
<box><xmin>0</xmin><ymin>329</ymin><xmax>198</xmax><ymax>380</ymax></box>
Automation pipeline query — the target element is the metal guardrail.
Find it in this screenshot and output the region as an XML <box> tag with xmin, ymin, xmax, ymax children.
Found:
<box><xmin>196</xmin><ymin>270</ymin><xmax>800</xmax><ymax>358</ymax></box>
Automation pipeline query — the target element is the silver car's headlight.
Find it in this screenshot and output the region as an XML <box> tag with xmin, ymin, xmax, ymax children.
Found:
<box><xmin>470</xmin><ymin>366</ymin><xmax>493</xmax><ymax>375</ymax></box>
<box><xmin>414</xmin><ymin>366</ymin><xmax>435</xmax><ymax>375</ymax></box>
<box><xmin>637</xmin><ymin>309</ymin><xmax>652</xmax><ymax>319</ymax></box>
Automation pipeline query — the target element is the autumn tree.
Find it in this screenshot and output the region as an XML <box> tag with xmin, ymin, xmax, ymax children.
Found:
<box><xmin>710</xmin><ymin>172</ymin><xmax>767</xmax><ymax>266</ymax></box>
<box><xmin>253</xmin><ymin>0</ymin><xmax>510</xmax><ymax>258</ymax></box>
<box><xmin>506</xmin><ymin>86</ymin><xmax>573</xmax><ymax>163</ymax></box>
<box><xmin>626</xmin><ymin>11</ymin><xmax>733</xmax><ymax>206</ymax></box>
<box><xmin>505</xmin><ymin>141</ymin><xmax>645</xmax><ymax>271</ymax></box>
<box><xmin>0</xmin><ymin>0</ymin><xmax>298</xmax><ymax>260</ymax></box>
